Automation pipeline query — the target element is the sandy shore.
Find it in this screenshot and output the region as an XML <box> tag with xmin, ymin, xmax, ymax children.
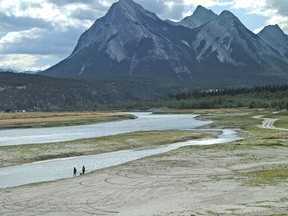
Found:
<box><xmin>1</xmin><ymin>142</ymin><xmax>288</xmax><ymax>215</ymax></box>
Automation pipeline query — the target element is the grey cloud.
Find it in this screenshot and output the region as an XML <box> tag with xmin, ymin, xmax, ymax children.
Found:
<box><xmin>15</xmin><ymin>1</ymin><xmax>43</xmax><ymax>12</ymax></box>
<box><xmin>264</xmin><ymin>0</ymin><xmax>288</xmax><ymax>32</ymax></box>
<box><xmin>48</xmin><ymin>0</ymin><xmax>103</xmax><ymax>6</ymax></box>
<box><xmin>163</xmin><ymin>4</ymin><xmax>187</xmax><ymax>21</ymax></box>
<box><xmin>138</xmin><ymin>0</ymin><xmax>166</xmax><ymax>15</ymax></box>
<box><xmin>0</xmin><ymin>13</ymin><xmax>51</xmax><ymax>32</ymax></box>
<box><xmin>137</xmin><ymin>0</ymin><xmax>185</xmax><ymax>20</ymax></box>
<box><xmin>116</xmin><ymin>0</ymin><xmax>186</xmax><ymax>19</ymax></box>
<box><xmin>1</xmin><ymin>27</ymin><xmax>84</xmax><ymax>56</ymax></box>
<box><xmin>71</xmin><ymin>8</ymin><xmax>98</xmax><ymax>21</ymax></box>
<box><xmin>70</xmin><ymin>2</ymin><xmax>108</xmax><ymax>21</ymax></box>
<box><xmin>267</xmin><ymin>0</ymin><xmax>288</xmax><ymax>16</ymax></box>
<box><xmin>46</xmin><ymin>0</ymin><xmax>111</xmax><ymax>23</ymax></box>
<box><xmin>47</xmin><ymin>0</ymin><xmax>97</xmax><ymax>6</ymax></box>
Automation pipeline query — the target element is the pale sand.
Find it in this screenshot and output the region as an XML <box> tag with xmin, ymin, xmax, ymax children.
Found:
<box><xmin>1</xmin><ymin>144</ymin><xmax>288</xmax><ymax>215</ymax></box>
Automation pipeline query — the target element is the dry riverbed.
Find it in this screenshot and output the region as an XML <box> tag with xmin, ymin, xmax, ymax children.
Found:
<box><xmin>1</xmin><ymin>142</ymin><xmax>288</xmax><ymax>215</ymax></box>
<box><xmin>1</xmin><ymin>109</ymin><xmax>288</xmax><ymax>215</ymax></box>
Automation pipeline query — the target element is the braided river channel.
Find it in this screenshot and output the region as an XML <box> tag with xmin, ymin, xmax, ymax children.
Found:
<box><xmin>0</xmin><ymin>113</ymin><xmax>241</xmax><ymax>188</ymax></box>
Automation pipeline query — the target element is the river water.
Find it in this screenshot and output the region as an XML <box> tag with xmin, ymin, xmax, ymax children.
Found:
<box><xmin>0</xmin><ymin>113</ymin><xmax>241</xmax><ymax>188</ymax></box>
<box><xmin>0</xmin><ymin>112</ymin><xmax>211</xmax><ymax>146</ymax></box>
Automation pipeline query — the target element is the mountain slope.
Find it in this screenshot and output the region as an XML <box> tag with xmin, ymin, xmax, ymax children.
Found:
<box><xmin>42</xmin><ymin>0</ymin><xmax>288</xmax><ymax>84</ymax></box>
<box><xmin>43</xmin><ymin>0</ymin><xmax>199</xmax><ymax>80</ymax></box>
<box><xmin>171</xmin><ymin>5</ymin><xmax>218</xmax><ymax>29</ymax></box>
<box><xmin>191</xmin><ymin>11</ymin><xmax>288</xmax><ymax>77</ymax></box>
<box><xmin>258</xmin><ymin>25</ymin><xmax>288</xmax><ymax>58</ymax></box>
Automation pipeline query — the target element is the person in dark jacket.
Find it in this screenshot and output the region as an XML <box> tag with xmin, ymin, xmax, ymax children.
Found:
<box><xmin>73</xmin><ymin>167</ymin><xmax>77</xmax><ymax>176</ymax></box>
<box><xmin>82</xmin><ymin>165</ymin><xmax>85</xmax><ymax>174</ymax></box>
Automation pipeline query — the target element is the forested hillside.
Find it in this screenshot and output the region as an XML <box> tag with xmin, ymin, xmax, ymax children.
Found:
<box><xmin>0</xmin><ymin>72</ymin><xmax>180</xmax><ymax>111</ymax></box>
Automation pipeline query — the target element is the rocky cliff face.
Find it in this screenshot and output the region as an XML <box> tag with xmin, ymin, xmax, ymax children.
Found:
<box><xmin>42</xmin><ymin>0</ymin><xmax>288</xmax><ymax>84</ymax></box>
<box><xmin>43</xmin><ymin>0</ymin><xmax>199</xmax><ymax>79</ymax></box>
<box><xmin>191</xmin><ymin>11</ymin><xmax>288</xmax><ymax>73</ymax></box>
<box><xmin>258</xmin><ymin>24</ymin><xmax>288</xmax><ymax>58</ymax></box>
<box><xmin>172</xmin><ymin>5</ymin><xmax>218</xmax><ymax>29</ymax></box>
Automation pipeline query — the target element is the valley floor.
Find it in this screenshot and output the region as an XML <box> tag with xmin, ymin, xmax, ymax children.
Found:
<box><xmin>1</xmin><ymin>109</ymin><xmax>288</xmax><ymax>215</ymax></box>
<box><xmin>1</xmin><ymin>143</ymin><xmax>287</xmax><ymax>215</ymax></box>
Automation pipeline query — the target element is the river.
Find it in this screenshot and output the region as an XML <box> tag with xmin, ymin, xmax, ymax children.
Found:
<box><xmin>0</xmin><ymin>112</ymin><xmax>211</xmax><ymax>146</ymax></box>
<box><xmin>0</xmin><ymin>113</ymin><xmax>241</xmax><ymax>188</ymax></box>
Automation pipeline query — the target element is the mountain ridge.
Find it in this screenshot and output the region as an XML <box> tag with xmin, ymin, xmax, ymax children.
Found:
<box><xmin>170</xmin><ymin>5</ymin><xmax>218</xmax><ymax>29</ymax></box>
<box><xmin>258</xmin><ymin>24</ymin><xmax>288</xmax><ymax>58</ymax></box>
<box><xmin>42</xmin><ymin>0</ymin><xmax>288</xmax><ymax>85</ymax></box>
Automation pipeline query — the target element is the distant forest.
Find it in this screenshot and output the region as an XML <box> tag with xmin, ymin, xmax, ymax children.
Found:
<box><xmin>0</xmin><ymin>72</ymin><xmax>179</xmax><ymax>111</ymax></box>
<box><xmin>1</xmin><ymin>72</ymin><xmax>288</xmax><ymax>111</ymax></box>
<box><xmin>131</xmin><ymin>85</ymin><xmax>288</xmax><ymax>110</ymax></box>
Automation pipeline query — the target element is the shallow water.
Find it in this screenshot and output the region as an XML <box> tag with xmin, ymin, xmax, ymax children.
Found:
<box><xmin>0</xmin><ymin>112</ymin><xmax>211</xmax><ymax>146</ymax></box>
<box><xmin>0</xmin><ymin>129</ymin><xmax>240</xmax><ymax>188</ymax></box>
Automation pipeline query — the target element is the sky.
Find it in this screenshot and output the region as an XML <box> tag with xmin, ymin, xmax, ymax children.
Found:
<box><xmin>0</xmin><ymin>0</ymin><xmax>288</xmax><ymax>72</ymax></box>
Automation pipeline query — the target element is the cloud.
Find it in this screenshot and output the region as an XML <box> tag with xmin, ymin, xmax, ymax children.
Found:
<box><xmin>230</xmin><ymin>0</ymin><xmax>288</xmax><ymax>32</ymax></box>
<box><xmin>0</xmin><ymin>54</ymin><xmax>59</xmax><ymax>71</ymax></box>
<box><xmin>0</xmin><ymin>0</ymin><xmax>104</xmax><ymax>71</ymax></box>
<box><xmin>182</xmin><ymin>0</ymin><xmax>232</xmax><ymax>7</ymax></box>
<box><xmin>0</xmin><ymin>27</ymin><xmax>82</xmax><ymax>55</ymax></box>
<box><xmin>138</xmin><ymin>0</ymin><xmax>186</xmax><ymax>20</ymax></box>
<box><xmin>0</xmin><ymin>13</ymin><xmax>51</xmax><ymax>32</ymax></box>
<box><xmin>267</xmin><ymin>0</ymin><xmax>288</xmax><ymax>16</ymax></box>
<box><xmin>47</xmin><ymin>0</ymin><xmax>95</xmax><ymax>6</ymax></box>
<box><xmin>263</xmin><ymin>0</ymin><xmax>288</xmax><ymax>32</ymax></box>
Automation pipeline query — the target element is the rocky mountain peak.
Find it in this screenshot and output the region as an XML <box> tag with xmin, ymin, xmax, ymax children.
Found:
<box><xmin>219</xmin><ymin>10</ymin><xmax>241</xmax><ymax>23</ymax></box>
<box><xmin>259</xmin><ymin>24</ymin><xmax>285</xmax><ymax>36</ymax></box>
<box><xmin>217</xmin><ymin>10</ymin><xmax>250</xmax><ymax>35</ymax></box>
<box><xmin>258</xmin><ymin>24</ymin><xmax>288</xmax><ymax>57</ymax></box>
<box><xmin>70</xmin><ymin>0</ymin><xmax>160</xmax><ymax>58</ymax></box>
<box><xmin>109</xmin><ymin>0</ymin><xmax>159</xmax><ymax>22</ymax></box>
<box><xmin>193</xmin><ymin>5</ymin><xmax>216</xmax><ymax>17</ymax></box>
<box><xmin>178</xmin><ymin>5</ymin><xmax>217</xmax><ymax>29</ymax></box>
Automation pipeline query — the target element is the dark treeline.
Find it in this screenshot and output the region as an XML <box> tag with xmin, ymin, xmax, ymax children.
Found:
<box><xmin>167</xmin><ymin>84</ymin><xmax>288</xmax><ymax>109</ymax></box>
<box><xmin>169</xmin><ymin>85</ymin><xmax>288</xmax><ymax>99</ymax></box>
<box><xmin>130</xmin><ymin>85</ymin><xmax>288</xmax><ymax>110</ymax></box>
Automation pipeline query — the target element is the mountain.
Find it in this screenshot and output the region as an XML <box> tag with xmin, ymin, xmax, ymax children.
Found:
<box><xmin>258</xmin><ymin>24</ymin><xmax>288</xmax><ymax>58</ymax></box>
<box><xmin>190</xmin><ymin>11</ymin><xmax>288</xmax><ymax>78</ymax></box>
<box><xmin>171</xmin><ymin>5</ymin><xmax>218</xmax><ymax>29</ymax></box>
<box><xmin>43</xmin><ymin>0</ymin><xmax>198</xmax><ymax>80</ymax></box>
<box><xmin>42</xmin><ymin>0</ymin><xmax>288</xmax><ymax>85</ymax></box>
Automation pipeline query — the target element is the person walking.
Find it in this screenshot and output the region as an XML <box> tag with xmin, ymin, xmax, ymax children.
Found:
<box><xmin>82</xmin><ymin>165</ymin><xmax>85</xmax><ymax>174</ymax></box>
<box><xmin>73</xmin><ymin>167</ymin><xmax>77</xmax><ymax>177</ymax></box>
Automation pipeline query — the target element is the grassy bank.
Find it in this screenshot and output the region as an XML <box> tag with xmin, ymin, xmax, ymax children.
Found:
<box><xmin>241</xmin><ymin>165</ymin><xmax>288</xmax><ymax>186</ymax></box>
<box><xmin>0</xmin><ymin>130</ymin><xmax>218</xmax><ymax>168</ymax></box>
<box><xmin>265</xmin><ymin>110</ymin><xmax>288</xmax><ymax>129</ymax></box>
<box><xmin>0</xmin><ymin>112</ymin><xmax>135</xmax><ymax>129</ymax></box>
<box><xmin>171</xmin><ymin>108</ymin><xmax>288</xmax><ymax>187</ymax></box>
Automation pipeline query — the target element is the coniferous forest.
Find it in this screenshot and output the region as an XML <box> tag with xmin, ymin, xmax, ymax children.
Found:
<box><xmin>130</xmin><ymin>85</ymin><xmax>288</xmax><ymax>110</ymax></box>
<box><xmin>1</xmin><ymin>72</ymin><xmax>288</xmax><ymax>111</ymax></box>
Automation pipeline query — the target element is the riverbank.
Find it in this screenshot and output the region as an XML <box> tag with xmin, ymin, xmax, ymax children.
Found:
<box><xmin>1</xmin><ymin>109</ymin><xmax>288</xmax><ymax>215</ymax></box>
<box><xmin>0</xmin><ymin>111</ymin><xmax>134</xmax><ymax>129</ymax></box>
<box><xmin>0</xmin><ymin>130</ymin><xmax>218</xmax><ymax>168</ymax></box>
